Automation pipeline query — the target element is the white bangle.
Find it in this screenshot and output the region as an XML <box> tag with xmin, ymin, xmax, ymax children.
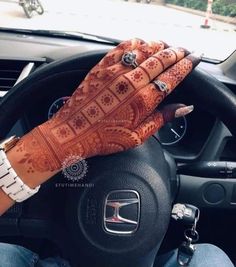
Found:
<box><xmin>0</xmin><ymin>149</ymin><xmax>40</xmax><ymax>202</ymax></box>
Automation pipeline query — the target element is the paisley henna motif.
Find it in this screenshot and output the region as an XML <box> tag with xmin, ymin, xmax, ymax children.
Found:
<box><xmin>11</xmin><ymin>39</ymin><xmax>200</xmax><ymax>175</ymax></box>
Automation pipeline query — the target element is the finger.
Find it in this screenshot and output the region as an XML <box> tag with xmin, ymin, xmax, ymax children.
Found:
<box><xmin>152</xmin><ymin>53</ymin><xmax>201</xmax><ymax>97</ymax></box>
<box><xmin>98</xmin><ymin>39</ymin><xmax>143</xmax><ymax>68</ymax></box>
<box><xmin>131</xmin><ymin>40</ymin><xmax>168</xmax><ymax>66</ymax></box>
<box><xmin>134</xmin><ymin>104</ymin><xmax>194</xmax><ymax>142</ymax></box>
<box><xmin>160</xmin><ymin>104</ymin><xmax>194</xmax><ymax>122</ymax></box>
<box><xmin>124</xmin><ymin>47</ymin><xmax>189</xmax><ymax>89</ymax></box>
<box><xmin>107</xmin><ymin>40</ymin><xmax>167</xmax><ymax>80</ymax></box>
<box><xmin>125</xmin><ymin>83</ymin><xmax>166</xmax><ymax>129</ymax></box>
<box><xmin>99</xmin><ymin>39</ymin><xmax>168</xmax><ymax>69</ymax></box>
<box><xmin>84</xmin><ymin>39</ymin><xmax>168</xmax><ymax>87</ymax></box>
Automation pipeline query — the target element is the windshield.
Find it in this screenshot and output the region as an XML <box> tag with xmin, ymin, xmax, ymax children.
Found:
<box><xmin>0</xmin><ymin>0</ymin><xmax>235</xmax><ymax>62</ymax></box>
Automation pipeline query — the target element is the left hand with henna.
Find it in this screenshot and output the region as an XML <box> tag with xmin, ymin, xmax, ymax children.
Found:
<box><xmin>6</xmin><ymin>38</ymin><xmax>200</xmax><ymax>190</ymax></box>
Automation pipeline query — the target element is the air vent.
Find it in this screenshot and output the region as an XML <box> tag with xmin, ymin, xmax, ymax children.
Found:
<box><xmin>0</xmin><ymin>60</ymin><xmax>25</xmax><ymax>91</ymax></box>
<box><xmin>0</xmin><ymin>59</ymin><xmax>43</xmax><ymax>98</ymax></box>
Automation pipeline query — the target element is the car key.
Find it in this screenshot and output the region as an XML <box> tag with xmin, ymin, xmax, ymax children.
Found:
<box><xmin>177</xmin><ymin>238</ymin><xmax>196</xmax><ymax>266</ymax></box>
<box><xmin>173</xmin><ymin>204</ymin><xmax>200</xmax><ymax>266</ymax></box>
<box><xmin>171</xmin><ymin>203</ymin><xmax>200</xmax><ymax>225</ymax></box>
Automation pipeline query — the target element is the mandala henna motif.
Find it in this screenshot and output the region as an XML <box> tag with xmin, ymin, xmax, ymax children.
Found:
<box><xmin>115</xmin><ymin>81</ymin><xmax>129</xmax><ymax>95</ymax></box>
<box><xmin>145</xmin><ymin>58</ymin><xmax>159</xmax><ymax>70</ymax></box>
<box><xmin>100</xmin><ymin>94</ymin><xmax>114</xmax><ymax>106</ymax></box>
<box><xmin>10</xmin><ymin>39</ymin><xmax>200</xmax><ymax>177</ymax></box>
<box><xmin>130</xmin><ymin>70</ymin><xmax>144</xmax><ymax>83</ymax></box>
<box><xmin>98</xmin><ymin>127</ymin><xmax>142</xmax><ymax>155</ymax></box>
<box><xmin>70</xmin><ymin>115</ymin><xmax>87</xmax><ymax>130</ymax></box>
<box><xmin>112</xmin><ymin>104</ymin><xmax>135</xmax><ymax>127</ymax></box>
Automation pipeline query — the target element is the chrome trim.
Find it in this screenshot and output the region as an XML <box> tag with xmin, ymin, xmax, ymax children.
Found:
<box><xmin>0</xmin><ymin>91</ymin><xmax>7</xmax><ymax>98</ymax></box>
<box><xmin>103</xmin><ymin>190</ymin><xmax>140</xmax><ymax>235</ymax></box>
<box><xmin>0</xmin><ymin>62</ymin><xmax>35</xmax><ymax>98</ymax></box>
<box><xmin>14</xmin><ymin>62</ymin><xmax>35</xmax><ymax>86</ymax></box>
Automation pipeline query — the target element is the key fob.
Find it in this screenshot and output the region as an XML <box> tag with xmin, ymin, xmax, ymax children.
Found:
<box><xmin>177</xmin><ymin>241</ymin><xmax>196</xmax><ymax>266</ymax></box>
<box><xmin>172</xmin><ymin>203</ymin><xmax>200</xmax><ymax>225</ymax></box>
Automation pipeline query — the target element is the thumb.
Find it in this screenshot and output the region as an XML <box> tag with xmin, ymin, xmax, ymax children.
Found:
<box><xmin>134</xmin><ymin>104</ymin><xmax>194</xmax><ymax>143</ymax></box>
<box><xmin>160</xmin><ymin>104</ymin><xmax>194</xmax><ymax>124</ymax></box>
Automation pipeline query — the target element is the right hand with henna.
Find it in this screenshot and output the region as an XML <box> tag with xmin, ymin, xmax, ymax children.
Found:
<box><xmin>11</xmin><ymin>39</ymin><xmax>200</xmax><ymax>176</ymax></box>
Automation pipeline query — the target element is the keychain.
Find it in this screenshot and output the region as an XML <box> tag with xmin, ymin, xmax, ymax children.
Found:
<box><xmin>171</xmin><ymin>204</ymin><xmax>200</xmax><ymax>266</ymax></box>
<box><xmin>177</xmin><ymin>223</ymin><xmax>199</xmax><ymax>266</ymax></box>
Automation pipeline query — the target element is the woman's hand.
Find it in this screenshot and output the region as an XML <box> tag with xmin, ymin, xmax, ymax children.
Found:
<box><xmin>7</xmin><ymin>39</ymin><xmax>200</xmax><ymax>185</ymax></box>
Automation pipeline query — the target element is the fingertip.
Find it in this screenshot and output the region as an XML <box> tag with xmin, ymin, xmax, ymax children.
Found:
<box><xmin>136</xmin><ymin>38</ymin><xmax>146</xmax><ymax>45</ymax></box>
<box><xmin>175</xmin><ymin>105</ymin><xmax>194</xmax><ymax>118</ymax></box>
<box><xmin>161</xmin><ymin>41</ymin><xmax>169</xmax><ymax>49</ymax></box>
<box><xmin>177</xmin><ymin>47</ymin><xmax>191</xmax><ymax>57</ymax></box>
<box><xmin>186</xmin><ymin>53</ymin><xmax>202</xmax><ymax>68</ymax></box>
<box><xmin>160</xmin><ymin>103</ymin><xmax>186</xmax><ymax>123</ymax></box>
<box><xmin>160</xmin><ymin>104</ymin><xmax>194</xmax><ymax>123</ymax></box>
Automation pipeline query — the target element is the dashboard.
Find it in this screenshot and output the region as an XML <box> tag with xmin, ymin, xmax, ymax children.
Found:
<box><xmin>1</xmin><ymin>29</ymin><xmax>236</xmax><ymax>263</ymax></box>
<box><xmin>0</xmin><ymin>30</ymin><xmax>236</xmax><ymax>164</ymax></box>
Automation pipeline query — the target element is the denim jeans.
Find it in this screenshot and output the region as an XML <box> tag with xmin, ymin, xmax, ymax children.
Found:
<box><xmin>0</xmin><ymin>242</ymin><xmax>70</xmax><ymax>267</ymax></box>
<box><xmin>0</xmin><ymin>242</ymin><xmax>234</xmax><ymax>267</ymax></box>
<box><xmin>156</xmin><ymin>243</ymin><xmax>234</xmax><ymax>267</ymax></box>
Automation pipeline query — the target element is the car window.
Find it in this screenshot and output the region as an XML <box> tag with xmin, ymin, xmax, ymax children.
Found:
<box><xmin>0</xmin><ymin>0</ymin><xmax>235</xmax><ymax>61</ymax></box>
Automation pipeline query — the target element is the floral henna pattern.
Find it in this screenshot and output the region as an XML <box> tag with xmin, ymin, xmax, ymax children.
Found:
<box><xmin>98</xmin><ymin>127</ymin><xmax>142</xmax><ymax>155</ymax></box>
<box><xmin>134</xmin><ymin>112</ymin><xmax>164</xmax><ymax>142</ymax></box>
<box><xmin>15</xmin><ymin>128</ymin><xmax>61</xmax><ymax>174</ymax></box>
<box><xmin>70</xmin><ymin>115</ymin><xmax>87</xmax><ymax>130</ymax></box>
<box><xmin>145</xmin><ymin>58</ymin><xmax>159</xmax><ymax>70</ymax></box>
<box><xmin>12</xmin><ymin>39</ymin><xmax>200</xmax><ymax>175</ymax></box>
<box><xmin>130</xmin><ymin>70</ymin><xmax>144</xmax><ymax>83</ymax></box>
<box><xmin>156</xmin><ymin>56</ymin><xmax>194</xmax><ymax>95</ymax></box>
<box><xmin>115</xmin><ymin>81</ymin><xmax>129</xmax><ymax>95</ymax></box>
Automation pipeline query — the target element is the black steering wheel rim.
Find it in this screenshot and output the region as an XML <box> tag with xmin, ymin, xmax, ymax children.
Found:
<box><xmin>0</xmin><ymin>50</ymin><xmax>236</xmax><ymax>267</ymax></box>
<box><xmin>0</xmin><ymin>50</ymin><xmax>236</xmax><ymax>137</ymax></box>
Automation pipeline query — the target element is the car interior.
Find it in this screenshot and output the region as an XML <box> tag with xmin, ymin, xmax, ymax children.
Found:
<box><xmin>0</xmin><ymin>6</ymin><xmax>236</xmax><ymax>267</ymax></box>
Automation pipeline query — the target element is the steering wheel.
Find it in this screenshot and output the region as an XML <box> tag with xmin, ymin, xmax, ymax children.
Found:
<box><xmin>0</xmin><ymin>50</ymin><xmax>236</xmax><ymax>267</ymax></box>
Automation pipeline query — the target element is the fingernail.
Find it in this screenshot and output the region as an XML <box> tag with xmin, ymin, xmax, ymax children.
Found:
<box><xmin>136</xmin><ymin>38</ymin><xmax>145</xmax><ymax>45</ymax></box>
<box><xmin>175</xmin><ymin>105</ymin><xmax>194</xmax><ymax>118</ymax></box>
<box><xmin>177</xmin><ymin>47</ymin><xmax>190</xmax><ymax>56</ymax></box>
<box><xmin>161</xmin><ymin>41</ymin><xmax>169</xmax><ymax>49</ymax></box>
<box><xmin>187</xmin><ymin>52</ymin><xmax>203</xmax><ymax>68</ymax></box>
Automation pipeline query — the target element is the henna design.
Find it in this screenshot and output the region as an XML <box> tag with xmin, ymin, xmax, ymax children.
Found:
<box><xmin>12</xmin><ymin>39</ymin><xmax>200</xmax><ymax>176</ymax></box>
<box><xmin>101</xmin><ymin>94</ymin><xmax>113</xmax><ymax>106</ymax></box>
<box><xmin>156</xmin><ymin>57</ymin><xmax>194</xmax><ymax>95</ymax></box>
<box><xmin>130</xmin><ymin>70</ymin><xmax>144</xmax><ymax>83</ymax></box>
<box><xmin>135</xmin><ymin>111</ymin><xmax>164</xmax><ymax>142</ymax></box>
<box><xmin>115</xmin><ymin>81</ymin><xmax>129</xmax><ymax>95</ymax></box>
<box><xmin>70</xmin><ymin>115</ymin><xmax>87</xmax><ymax>130</ymax></box>
<box><xmin>152</xmin><ymin>56</ymin><xmax>165</xmax><ymax>71</ymax></box>
<box><xmin>159</xmin><ymin>50</ymin><xmax>173</xmax><ymax>59</ymax></box>
<box><xmin>98</xmin><ymin>127</ymin><xmax>142</xmax><ymax>155</ymax></box>
<box><xmin>51</xmin><ymin>124</ymin><xmax>76</xmax><ymax>144</ymax></box>
<box><xmin>15</xmin><ymin>128</ymin><xmax>61</xmax><ymax>174</ymax></box>
<box><xmin>101</xmin><ymin>53</ymin><xmax>116</xmax><ymax>67</ymax></box>
<box><xmin>82</xmin><ymin>102</ymin><xmax>104</xmax><ymax>123</ymax></box>
<box><xmin>86</xmin><ymin>106</ymin><xmax>100</xmax><ymax>118</ymax></box>
<box><xmin>96</xmin><ymin>90</ymin><xmax>120</xmax><ymax>113</ymax></box>
<box><xmin>67</xmin><ymin>114</ymin><xmax>91</xmax><ymax>135</ymax></box>
<box><xmin>112</xmin><ymin>104</ymin><xmax>135</xmax><ymax>127</ymax></box>
<box><xmin>145</xmin><ymin>58</ymin><xmax>159</xmax><ymax>70</ymax></box>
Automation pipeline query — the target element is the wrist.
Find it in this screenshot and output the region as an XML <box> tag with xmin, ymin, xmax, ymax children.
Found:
<box><xmin>0</xmin><ymin>137</ymin><xmax>40</xmax><ymax>202</ymax></box>
<box><xmin>37</xmin><ymin>118</ymin><xmax>91</xmax><ymax>161</ymax></box>
<box><xmin>6</xmin><ymin>125</ymin><xmax>60</xmax><ymax>188</ymax></box>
